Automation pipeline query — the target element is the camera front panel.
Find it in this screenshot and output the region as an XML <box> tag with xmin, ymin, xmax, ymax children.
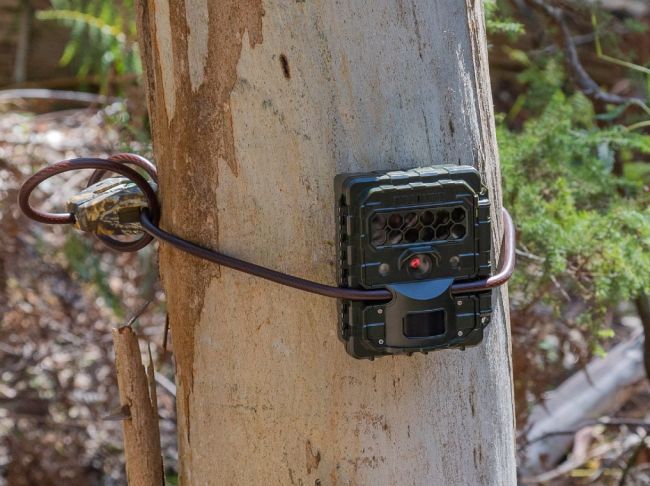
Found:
<box><xmin>336</xmin><ymin>166</ymin><xmax>493</xmax><ymax>359</ymax></box>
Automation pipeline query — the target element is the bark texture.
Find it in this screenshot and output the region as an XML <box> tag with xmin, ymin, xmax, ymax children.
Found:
<box><xmin>137</xmin><ymin>1</ymin><xmax>516</xmax><ymax>484</ymax></box>
<box><xmin>112</xmin><ymin>326</ymin><xmax>163</xmax><ymax>486</ymax></box>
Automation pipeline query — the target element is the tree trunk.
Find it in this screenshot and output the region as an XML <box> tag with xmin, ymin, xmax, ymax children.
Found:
<box><xmin>136</xmin><ymin>1</ymin><xmax>516</xmax><ymax>484</ymax></box>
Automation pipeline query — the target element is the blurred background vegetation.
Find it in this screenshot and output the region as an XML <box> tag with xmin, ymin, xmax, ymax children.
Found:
<box><xmin>0</xmin><ymin>0</ymin><xmax>649</xmax><ymax>484</ymax></box>
<box><xmin>36</xmin><ymin>0</ymin><xmax>140</xmax><ymax>87</ymax></box>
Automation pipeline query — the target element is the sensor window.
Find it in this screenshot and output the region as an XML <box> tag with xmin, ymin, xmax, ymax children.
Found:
<box><xmin>403</xmin><ymin>310</ymin><xmax>446</xmax><ymax>338</ymax></box>
<box><xmin>370</xmin><ymin>206</ymin><xmax>467</xmax><ymax>247</ymax></box>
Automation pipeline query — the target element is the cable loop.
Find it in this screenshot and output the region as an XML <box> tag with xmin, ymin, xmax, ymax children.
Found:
<box><xmin>18</xmin><ymin>154</ymin><xmax>515</xmax><ymax>302</ymax></box>
<box><xmin>18</xmin><ymin>156</ymin><xmax>160</xmax><ymax>251</ymax></box>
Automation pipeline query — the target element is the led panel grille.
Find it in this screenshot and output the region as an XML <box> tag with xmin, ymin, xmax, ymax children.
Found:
<box><xmin>370</xmin><ymin>206</ymin><xmax>467</xmax><ymax>247</ymax></box>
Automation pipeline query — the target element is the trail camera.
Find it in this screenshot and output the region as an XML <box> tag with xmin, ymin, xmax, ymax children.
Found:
<box><xmin>336</xmin><ymin>166</ymin><xmax>493</xmax><ymax>359</ymax></box>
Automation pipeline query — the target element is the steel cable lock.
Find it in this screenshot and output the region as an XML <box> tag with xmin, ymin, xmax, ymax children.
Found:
<box><xmin>18</xmin><ymin>153</ymin><xmax>515</xmax><ymax>359</ymax></box>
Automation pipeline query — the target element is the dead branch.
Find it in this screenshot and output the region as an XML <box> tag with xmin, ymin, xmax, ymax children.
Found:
<box><xmin>529</xmin><ymin>0</ymin><xmax>648</xmax><ymax>109</ymax></box>
<box><xmin>0</xmin><ymin>89</ymin><xmax>117</xmax><ymax>105</ymax></box>
<box><xmin>112</xmin><ymin>326</ymin><xmax>164</xmax><ymax>486</ymax></box>
<box><xmin>153</xmin><ymin>372</ymin><xmax>176</xmax><ymax>398</ymax></box>
<box><xmin>521</xmin><ymin>441</ymin><xmax>617</xmax><ymax>484</ymax></box>
<box><xmin>587</xmin><ymin>0</ymin><xmax>649</xmax><ymax>17</ymax></box>
<box><xmin>519</xmin><ymin>417</ymin><xmax>650</xmax><ymax>449</ymax></box>
<box><xmin>4</xmin><ymin>73</ymin><xmax>139</xmax><ymax>91</ymax></box>
<box><xmin>519</xmin><ymin>331</ymin><xmax>646</xmax><ymax>476</ymax></box>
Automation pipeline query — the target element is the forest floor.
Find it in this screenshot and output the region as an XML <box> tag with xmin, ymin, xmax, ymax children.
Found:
<box><xmin>0</xmin><ymin>103</ymin><xmax>177</xmax><ymax>485</ymax></box>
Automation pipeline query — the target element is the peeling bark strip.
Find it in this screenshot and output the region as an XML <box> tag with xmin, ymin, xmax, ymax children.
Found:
<box><xmin>305</xmin><ymin>440</ymin><xmax>321</xmax><ymax>475</ymax></box>
<box><xmin>112</xmin><ymin>327</ymin><xmax>163</xmax><ymax>486</ymax></box>
<box><xmin>152</xmin><ymin>0</ymin><xmax>176</xmax><ymax>121</ymax></box>
<box><xmin>135</xmin><ymin>2</ymin><xmax>264</xmax><ymax>481</ymax></box>
<box><xmin>138</xmin><ymin>0</ymin><xmax>516</xmax><ymax>484</ymax></box>
<box><xmin>185</xmin><ymin>0</ymin><xmax>209</xmax><ymax>91</ymax></box>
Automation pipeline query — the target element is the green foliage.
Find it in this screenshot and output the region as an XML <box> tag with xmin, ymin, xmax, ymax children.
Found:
<box><xmin>499</xmin><ymin>87</ymin><xmax>650</xmax><ymax>333</ymax></box>
<box><xmin>485</xmin><ymin>1</ymin><xmax>650</xmax><ymax>348</ymax></box>
<box><xmin>36</xmin><ymin>0</ymin><xmax>140</xmax><ymax>90</ymax></box>
<box><xmin>485</xmin><ymin>1</ymin><xmax>524</xmax><ymax>39</ymax></box>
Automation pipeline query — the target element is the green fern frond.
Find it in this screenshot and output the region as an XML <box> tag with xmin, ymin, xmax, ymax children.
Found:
<box><xmin>36</xmin><ymin>9</ymin><xmax>126</xmax><ymax>43</ymax></box>
<box><xmin>36</xmin><ymin>0</ymin><xmax>140</xmax><ymax>91</ymax></box>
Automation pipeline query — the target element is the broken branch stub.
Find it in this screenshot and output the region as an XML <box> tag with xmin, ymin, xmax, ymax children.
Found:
<box><xmin>112</xmin><ymin>326</ymin><xmax>164</xmax><ymax>486</ymax></box>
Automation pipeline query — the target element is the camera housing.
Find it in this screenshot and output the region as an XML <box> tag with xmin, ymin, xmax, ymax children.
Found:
<box><xmin>335</xmin><ymin>165</ymin><xmax>493</xmax><ymax>359</ymax></box>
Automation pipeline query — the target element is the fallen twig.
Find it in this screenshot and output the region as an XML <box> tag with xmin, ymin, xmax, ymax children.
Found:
<box><xmin>0</xmin><ymin>89</ymin><xmax>117</xmax><ymax>105</ymax></box>
<box><xmin>122</xmin><ymin>300</ymin><xmax>152</xmax><ymax>329</ymax></box>
<box><xmin>520</xmin><ymin>441</ymin><xmax>617</xmax><ymax>484</ymax></box>
<box><xmin>519</xmin><ymin>331</ymin><xmax>645</xmax><ymax>475</ymax></box>
<box><xmin>4</xmin><ymin>73</ymin><xmax>139</xmax><ymax>91</ymax></box>
<box><xmin>154</xmin><ymin>372</ymin><xmax>176</xmax><ymax>398</ymax></box>
<box><xmin>519</xmin><ymin>417</ymin><xmax>650</xmax><ymax>450</ymax></box>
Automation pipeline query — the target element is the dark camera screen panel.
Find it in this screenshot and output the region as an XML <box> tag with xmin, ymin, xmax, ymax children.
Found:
<box><xmin>403</xmin><ymin>310</ymin><xmax>446</xmax><ymax>338</ymax></box>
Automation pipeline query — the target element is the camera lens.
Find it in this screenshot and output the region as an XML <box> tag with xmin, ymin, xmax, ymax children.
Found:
<box><xmin>406</xmin><ymin>254</ymin><xmax>433</xmax><ymax>279</ymax></box>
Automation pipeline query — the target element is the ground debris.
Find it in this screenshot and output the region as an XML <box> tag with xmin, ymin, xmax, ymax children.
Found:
<box><xmin>0</xmin><ymin>105</ymin><xmax>176</xmax><ymax>485</ymax></box>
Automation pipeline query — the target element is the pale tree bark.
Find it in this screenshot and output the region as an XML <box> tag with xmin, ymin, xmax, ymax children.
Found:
<box><xmin>136</xmin><ymin>1</ymin><xmax>516</xmax><ymax>484</ymax></box>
